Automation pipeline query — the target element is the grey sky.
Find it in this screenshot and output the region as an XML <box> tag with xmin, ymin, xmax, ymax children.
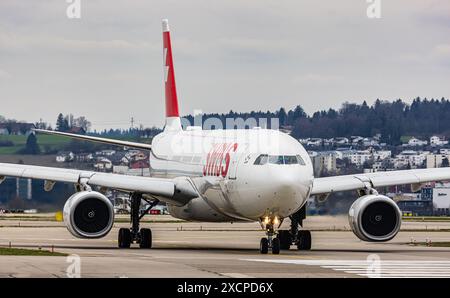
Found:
<box><xmin>0</xmin><ymin>0</ymin><xmax>449</xmax><ymax>130</ymax></box>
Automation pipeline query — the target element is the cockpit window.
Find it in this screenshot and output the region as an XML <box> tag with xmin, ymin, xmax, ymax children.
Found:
<box><xmin>269</xmin><ymin>155</ymin><xmax>284</xmax><ymax>165</ymax></box>
<box><xmin>254</xmin><ymin>154</ymin><xmax>268</xmax><ymax>165</ymax></box>
<box><xmin>254</xmin><ymin>154</ymin><xmax>306</xmax><ymax>165</ymax></box>
<box><xmin>284</xmin><ymin>155</ymin><xmax>298</xmax><ymax>165</ymax></box>
<box><xmin>296</xmin><ymin>155</ymin><xmax>306</xmax><ymax>165</ymax></box>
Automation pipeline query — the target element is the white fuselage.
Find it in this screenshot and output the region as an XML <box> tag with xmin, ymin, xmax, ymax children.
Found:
<box><xmin>149</xmin><ymin>127</ymin><xmax>314</xmax><ymax>223</ymax></box>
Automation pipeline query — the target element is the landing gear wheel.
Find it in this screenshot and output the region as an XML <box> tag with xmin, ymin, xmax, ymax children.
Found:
<box><xmin>297</xmin><ymin>230</ymin><xmax>312</xmax><ymax>250</ymax></box>
<box><xmin>278</xmin><ymin>230</ymin><xmax>292</xmax><ymax>250</ymax></box>
<box><xmin>139</xmin><ymin>228</ymin><xmax>152</xmax><ymax>249</ymax></box>
<box><xmin>126</xmin><ymin>192</ymin><xmax>159</xmax><ymax>249</ymax></box>
<box><xmin>272</xmin><ymin>237</ymin><xmax>280</xmax><ymax>254</ymax></box>
<box><xmin>260</xmin><ymin>238</ymin><xmax>269</xmax><ymax>254</ymax></box>
<box><xmin>118</xmin><ymin>228</ymin><xmax>131</xmax><ymax>248</ymax></box>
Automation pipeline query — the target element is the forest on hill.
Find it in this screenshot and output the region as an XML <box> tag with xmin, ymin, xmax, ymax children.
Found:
<box><xmin>184</xmin><ymin>97</ymin><xmax>450</xmax><ymax>145</ymax></box>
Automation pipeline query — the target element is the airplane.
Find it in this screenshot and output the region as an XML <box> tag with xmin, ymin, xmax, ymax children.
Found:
<box><xmin>1</xmin><ymin>19</ymin><xmax>450</xmax><ymax>254</ymax></box>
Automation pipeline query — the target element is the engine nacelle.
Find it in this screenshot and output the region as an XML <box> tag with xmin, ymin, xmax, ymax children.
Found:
<box><xmin>348</xmin><ymin>194</ymin><xmax>401</xmax><ymax>242</ymax></box>
<box><xmin>63</xmin><ymin>191</ymin><xmax>114</xmax><ymax>238</ymax></box>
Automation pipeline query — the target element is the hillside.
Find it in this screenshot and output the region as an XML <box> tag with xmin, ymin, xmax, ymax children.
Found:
<box><xmin>0</xmin><ymin>134</ymin><xmax>71</xmax><ymax>155</ymax></box>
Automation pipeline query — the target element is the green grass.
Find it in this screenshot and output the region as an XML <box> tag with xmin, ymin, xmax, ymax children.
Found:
<box><xmin>0</xmin><ymin>134</ymin><xmax>71</xmax><ymax>154</ymax></box>
<box><xmin>0</xmin><ymin>247</ymin><xmax>67</xmax><ymax>256</ymax></box>
<box><xmin>0</xmin><ymin>146</ymin><xmax>23</xmax><ymax>154</ymax></box>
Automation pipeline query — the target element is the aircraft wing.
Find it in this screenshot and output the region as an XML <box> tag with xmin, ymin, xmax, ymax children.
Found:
<box><xmin>311</xmin><ymin>168</ymin><xmax>450</xmax><ymax>195</ymax></box>
<box><xmin>33</xmin><ymin>129</ymin><xmax>152</xmax><ymax>151</ymax></box>
<box><xmin>0</xmin><ymin>163</ymin><xmax>197</xmax><ymax>206</ymax></box>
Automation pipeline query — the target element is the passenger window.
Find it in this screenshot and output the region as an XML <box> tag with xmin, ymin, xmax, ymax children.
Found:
<box><xmin>254</xmin><ymin>154</ymin><xmax>268</xmax><ymax>165</ymax></box>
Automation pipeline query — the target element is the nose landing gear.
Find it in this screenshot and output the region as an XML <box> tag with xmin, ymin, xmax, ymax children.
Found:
<box><xmin>259</xmin><ymin>223</ymin><xmax>280</xmax><ymax>254</ymax></box>
<box><xmin>118</xmin><ymin>192</ymin><xmax>159</xmax><ymax>249</ymax></box>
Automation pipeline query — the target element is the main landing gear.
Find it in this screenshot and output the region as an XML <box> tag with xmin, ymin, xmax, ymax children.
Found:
<box><xmin>259</xmin><ymin>206</ymin><xmax>312</xmax><ymax>254</ymax></box>
<box><xmin>118</xmin><ymin>192</ymin><xmax>159</xmax><ymax>249</ymax></box>
<box><xmin>277</xmin><ymin>205</ymin><xmax>312</xmax><ymax>251</ymax></box>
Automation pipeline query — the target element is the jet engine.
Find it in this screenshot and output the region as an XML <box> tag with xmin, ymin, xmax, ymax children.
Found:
<box><xmin>63</xmin><ymin>191</ymin><xmax>114</xmax><ymax>238</ymax></box>
<box><xmin>348</xmin><ymin>194</ymin><xmax>401</xmax><ymax>242</ymax></box>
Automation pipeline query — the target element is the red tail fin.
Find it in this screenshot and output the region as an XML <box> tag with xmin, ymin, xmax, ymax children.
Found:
<box><xmin>162</xmin><ymin>19</ymin><xmax>180</xmax><ymax>119</ymax></box>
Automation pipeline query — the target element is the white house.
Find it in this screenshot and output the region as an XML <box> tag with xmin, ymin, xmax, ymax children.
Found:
<box><xmin>334</xmin><ymin>137</ymin><xmax>349</xmax><ymax>145</ymax></box>
<box><xmin>430</xmin><ymin>136</ymin><xmax>448</xmax><ymax>147</ymax></box>
<box><xmin>96</xmin><ymin>149</ymin><xmax>116</xmax><ymax>156</ymax></box>
<box><xmin>351</xmin><ymin>136</ymin><xmax>364</xmax><ymax>144</ymax></box>
<box><xmin>407</xmin><ymin>137</ymin><xmax>427</xmax><ymax>146</ymax></box>
<box><xmin>373</xmin><ymin>150</ymin><xmax>392</xmax><ymax>161</ymax></box>
<box><xmin>56</xmin><ymin>151</ymin><xmax>74</xmax><ymax>163</ymax></box>
<box><xmin>307</xmin><ymin>138</ymin><xmax>323</xmax><ymax>146</ymax></box>
<box><xmin>395</xmin><ymin>150</ymin><xmax>429</xmax><ymax>168</ymax></box>
<box><xmin>348</xmin><ymin>150</ymin><xmax>372</xmax><ymax>167</ymax></box>
<box><xmin>94</xmin><ymin>158</ymin><xmax>113</xmax><ymax>171</ymax></box>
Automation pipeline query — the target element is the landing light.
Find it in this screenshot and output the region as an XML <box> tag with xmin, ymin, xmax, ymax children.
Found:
<box><xmin>273</xmin><ymin>217</ymin><xmax>280</xmax><ymax>226</ymax></box>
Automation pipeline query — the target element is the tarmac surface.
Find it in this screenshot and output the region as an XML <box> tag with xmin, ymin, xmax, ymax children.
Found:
<box><xmin>1</xmin><ymin>215</ymin><xmax>450</xmax><ymax>278</ymax></box>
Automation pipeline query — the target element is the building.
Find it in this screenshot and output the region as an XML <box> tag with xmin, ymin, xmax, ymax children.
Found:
<box><xmin>394</xmin><ymin>188</ymin><xmax>434</xmax><ymax>216</ymax></box>
<box><xmin>348</xmin><ymin>150</ymin><xmax>372</xmax><ymax>167</ymax></box>
<box><xmin>312</xmin><ymin>151</ymin><xmax>337</xmax><ymax>176</ymax></box>
<box><xmin>75</xmin><ymin>153</ymin><xmax>93</xmax><ymax>162</ymax></box>
<box><xmin>406</xmin><ymin>137</ymin><xmax>427</xmax><ymax>146</ymax></box>
<box><xmin>395</xmin><ymin>150</ymin><xmax>429</xmax><ymax>168</ymax></box>
<box><xmin>373</xmin><ymin>150</ymin><xmax>392</xmax><ymax>161</ymax></box>
<box><xmin>56</xmin><ymin>151</ymin><xmax>74</xmax><ymax>163</ymax></box>
<box><xmin>395</xmin><ymin>184</ymin><xmax>450</xmax><ymax>216</ymax></box>
<box><xmin>426</xmin><ymin>153</ymin><xmax>450</xmax><ymax>168</ymax></box>
<box><xmin>351</xmin><ymin>136</ymin><xmax>364</xmax><ymax>144</ymax></box>
<box><xmin>432</xmin><ymin>182</ymin><xmax>450</xmax><ymax>215</ymax></box>
<box><xmin>94</xmin><ymin>158</ymin><xmax>113</xmax><ymax>171</ymax></box>
<box><xmin>334</xmin><ymin>137</ymin><xmax>349</xmax><ymax>145</ymax></box>
<box><xmin>306</xmin><ymin>138</ymin><xmax>323</xmax><ymax>147</ymax></box>
<box><xmin>67</xmin><ymin>126</ymin><xmax>86</xmax><ymax>135</ymax></box>
<box><xmin>430</xmin><ymin>135</ymin><xmax>448</xmax><ymax>147</ymax></box>
<box><xmin>440</xmin><ymin>148</ymin><xmax>450</xmax><ymax>155</ymax></box>
<box><xmin>130</xmin><ymin>160</ymin><xmax>150</xmax><ymax>169</ymax></box>
<box><xmin>95</xmin><ymin>149</ymin><xmax>116</xmax><ymax>156</ymax></box>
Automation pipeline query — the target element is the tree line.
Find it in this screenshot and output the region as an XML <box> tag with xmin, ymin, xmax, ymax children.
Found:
<box><xmin>184</xmin><ymin>97</ymin><xmax>450</xmax><ymax>145</ymax></box>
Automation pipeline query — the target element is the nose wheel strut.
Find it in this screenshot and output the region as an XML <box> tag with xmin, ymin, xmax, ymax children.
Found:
<box><xmin>260</xmin><ymin>206</ymin><xmax>312</xmax><ymax>254</ymax></box>
<box><xmin>118</xmin><ymin>192</ymin><xmax>159</xmax><ymax>249</ymax></box>
<box><xmin>260</xmin><ymin>224</ymin><xmax>280</xmax><ymax>254</ymax></box>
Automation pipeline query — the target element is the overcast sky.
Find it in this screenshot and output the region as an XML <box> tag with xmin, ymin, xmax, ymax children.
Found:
<box><xmin>0</xmin><ymin>0</ymin><xmax>449</xmax><ymax>130</ymax></box>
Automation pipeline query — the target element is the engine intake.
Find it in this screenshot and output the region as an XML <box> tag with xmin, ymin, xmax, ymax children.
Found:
<box><xmin>63</xmin><ymin>191</ymin><xmax>114</xmax><ymax>238</ymax></box>
<box><xmin>348</xmin><ymin>194</ymin><xmax>401</xmax><ymax>242</ymax></box>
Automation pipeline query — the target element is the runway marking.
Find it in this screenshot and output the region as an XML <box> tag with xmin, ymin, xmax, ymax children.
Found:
<box><xmin>242</xmin><ymin>259</ymin><xmax>450</xmax><ymax>278</ymax></box>
<box><xmin>221</xmin><ymin>273</ymin><xmax>254</xmax><ymax>278</ymax></box>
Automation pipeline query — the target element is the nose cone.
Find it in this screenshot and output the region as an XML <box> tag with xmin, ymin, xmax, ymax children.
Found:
<box><xmin>267</xmin><ymin>166</ymin><xmax>312</xmax><ymax>216</ymax></box>
<box><xmin>232</xmin><ymin>163</ymin><xmax>313</xmax><ymax>220</ymax></box>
